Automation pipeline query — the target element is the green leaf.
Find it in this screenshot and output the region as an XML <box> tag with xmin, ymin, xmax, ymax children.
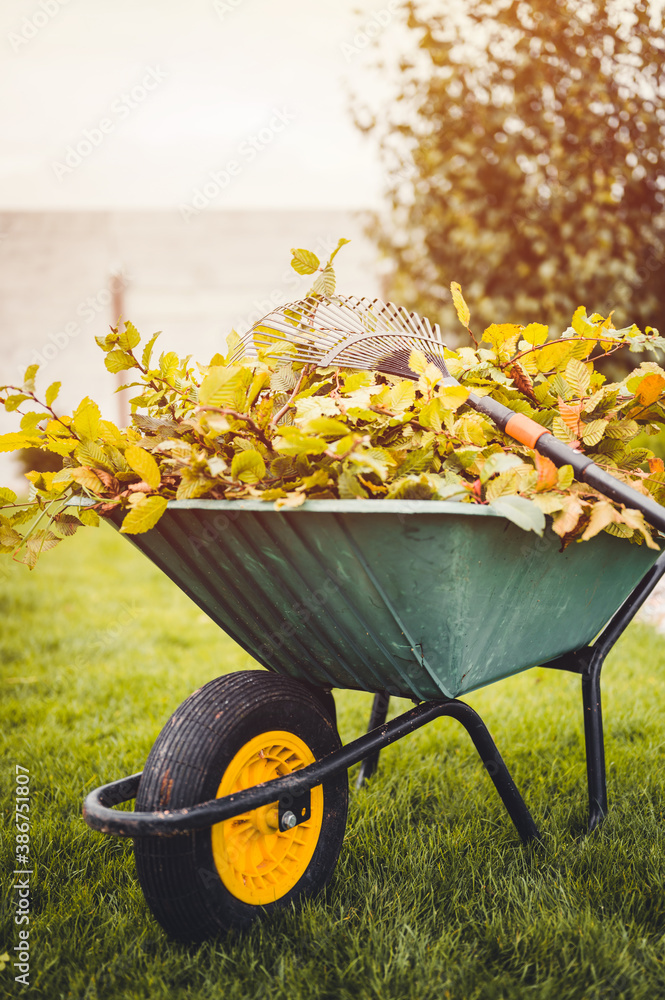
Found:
<box><xmin>337</xmin><ymin>471</ymin><xmax>368</xmax><ymax>499</ymax></box>
<box><xmin>343</xmin><ymin>371</ymin><xmax>374</xmax><ymax>393</ymax></box>
<box><xmin>159</xmin><ymin>351</ymin><xmax>180</xmax><ymax>378</ymax></box>
<box><xmin>23</xmin><ymin>364</ymin><xmax>39</xmax><ymax>391</ymax></box>
<box><xmin>231</xmin><ymin>449</ymin><xmax>267</xmax><ymax>483</ymax></box>
<box><xmin>141</xmin><ymin>331</ymin><xmax>162</xmax><ymax>370</ymax></box>
<box><xmin>105</xmin><ymin>350</ymin><xmax>137</xmax><ymax>374</ymax></box>
<box><xmin>118</xmin><ymin>321</ymin><xmax>141</xmax><ymax>351</ymax></box>
<box><xmin>310</xmin><ymin>264</ymin><xmax>336</xmax><ymax>296</ymax></box>
<box><xmin>348</xmin><ymin>447</ymin><xmax>394</xmax><ymax>481</ymax></box>
<box><xmin>72</xmin><ymin>398</ymin><xmax>101</xmax><ymax>440</ymax></box>
<box><xmin>480</xmin><ymin>452</ymin><xmax>524</xmax><ymax>484</ymax></box>
<box><xmin>290</xmin><ymin>248</ymin><xmax>320</xmax><ymax>275</ymax></box>
<box><xmin>581</xmin><ymin>419</ymin><xmax>607</xmax><ymax>446</ymax></box>
<box><xmin>176</xmin><ymin>470</ymin><xmax>212</xmax><ymax>500</ymax></box>
<box><xmin>490</xmin><ymin>495</ymin><xmax>545</xmax><ymax>535</ymax></box>
<box><xmin>419</xmin><ymin>398</ymin><xmax>445</xmax><ymax>432</ymax></box>
<box><xmin>565</xmin><ymin>358</ymin><xmax>591</xmax><ymax>397</ymax></box>
<box><xmin>557</xmin><ymin>465</ymin><xmax>574</xmax><ymax>489</ymax></box>
<box><xmin>79</xmin><ymin>508</ymin><xmax>100</xmax><ymax>527</ymax></box>
<box><xmin>75</xmin><ymin>440</ymin><xmax>115</xmax><ymax>471</ymax></box>
<box><xmin>124</xmin><ymin>445</ymin><xmax>161</xmax><ymax>489</ymax></box>
<box><xmin>328</xmin><ymin>237</ymin><xmax>351</xmax><ymax>264</ymax></box>
<box><xmin>0</xmin><ymin>523</ymin><xmax>22</xmax><ymax>547</ymax></box>
<box><xmin>120</xmin><ymin>495</ymin><xmax>168</xmax><ymax>534</ymax></box>
<box><xmin>45</xmin><ymin>381</ymin><xmax>61</xmax><ymax>407</ymax></box>
<box><xmin>4</xmin><ymin>393</ymin><xmax>29</xmax><ymax>411</ymax></box>
<box><xmin>397</xmin><ymin>447</ymin><xmax>434</xmax><ymax>477</ymax></box>
<box><xmin>301</xmin><ymin>416</ymin><xmax>349</xmax><ymax>438</ymax></box>
<box><xmin>274</xmin><ymin>429</ymin><xmax>329</xmax><ymax>456</ymax></box>
<box><xmin>0</xmin><ymin>487</ymin><xmax>18</xmax><ymax>504</ymax></box>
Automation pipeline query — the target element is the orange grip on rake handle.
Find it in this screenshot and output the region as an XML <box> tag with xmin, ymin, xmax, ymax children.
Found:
<box><xmin>467</xmin><ymin>392</ymin><xmax>665</xmax><ymax>534</ymax></box>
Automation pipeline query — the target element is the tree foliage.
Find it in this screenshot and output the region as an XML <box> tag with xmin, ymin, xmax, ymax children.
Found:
<box><xmin>358</xmin><ymin>0</ymin><xmax>665</xmax><ymax>338</ymax></box>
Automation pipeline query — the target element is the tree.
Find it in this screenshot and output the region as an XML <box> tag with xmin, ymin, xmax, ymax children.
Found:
<box><xmin>358</xmin><ymin>0</ymin><xmax>665</xmax><ymax>340</ymax></box>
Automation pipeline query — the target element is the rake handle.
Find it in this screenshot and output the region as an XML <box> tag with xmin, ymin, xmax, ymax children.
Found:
<box><xmin>469</xmin><ymin>392</ymin><xmax>665</xmax><ymax>535</ymax></box>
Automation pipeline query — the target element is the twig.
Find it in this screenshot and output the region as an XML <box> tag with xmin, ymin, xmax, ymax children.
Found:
<box><xmin>502</xmin><ymin>337</ymin><xmax>630</xmax><ymax>370</ymax></box>
<box><xmin>197</xmin><ymin>406</ymin><xmax>273</xmax><ymax>449</ymax></box>
<box><xmin>271</xmin><ymin>368</ymin><xmax>309</xmax><ymax>426</ymax></box>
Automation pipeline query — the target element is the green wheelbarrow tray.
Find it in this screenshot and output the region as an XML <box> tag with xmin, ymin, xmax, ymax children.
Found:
<box><xmin>105</xmin><ymin>498</ymin><xmax>658</xmax><ymax>702</ymax></box>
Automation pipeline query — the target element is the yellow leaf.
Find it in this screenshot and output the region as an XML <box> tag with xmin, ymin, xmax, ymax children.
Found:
<box><xmin>419</xmin><ymin>398</ymin><xmax>444</xmax><ymax>432</ymax></box>
<box><xmin>533</xmin><ymin>340</ymin><xmax>576</xmax><ymax>373</ymax></box>
<box><xmin>388</xmin><ymin>381</ymin><xmax>416</xmax><ymax>411</ymax></box>
<box><xmin>72</xmin><ymin>397</ymin><xmax>101</xmax><ymax>440</ymax></box>
<box><xmin>274</xmin><ymin>491</ymin><xmax>307</xmax><ymax>510</ymax></box>
<box><xmin>571</xmin><ymin>306</ymin><xmax>598</xmax><ymax>339</ymax></box>
<box><xmin>69</xmin><ymin>467</ymin><xmax>103</xmax><ymax>491</ymax></box>
<box><xmin>564</xmin><ymin>358</ymin><xmax>591</xmax><ymax>397</ymax></box>
<box><xmin>551</xmin><ymin>496</ymin><xmax>585</xmax><ymax>538</ymax></box>
<box><xmin>450</xmin><ymin>282</ymin><xmax>470</xmax><ymax>327</ymax></box>
<box><xmin>581</xmin><ymin>419</ymin><xmax>607</xmax><ymax>446</ymax></box>
<box><xmin>581</xmin><ymin>501</ymin><xmax>618</xmax><ymax>541</ymax></box>
<box><xmin>125</xmin><ymin>445</ymin><xmax>161</xmax><ymax>489</ymax></box>
<box><xmin>483</xmin><ymin>324</ymin><xmax>522</xmax><ymax>361</ymax></box>
<box><xmin>408</xmin><ymin>349</ymin><xmax>428</xmax><ymax>375</ymax></box>
<box><xmin>521</xmin><ymin>323</ymin><xmax>549</xmax><ymax>347</ymax></box>
<box><xmin>557</xmin><ymin>465</ymin><xmax>574</xmax><ymax>489</ymax></box>
<box><xmin>231</xmin><ymin>449</ymin><xmax>267</xmax><ymax>483</ymax></box>
<box><xmin>620</xmin><ymin>507</ymin><xmax>660</xmax><ymax>550</ymax></box>
<box><xmin>198</xmin><ymin>366</ymin><xmax>245</xmax><ymax>407</ymax></box>
<box><xmin>0</xmin><ymin>432</ymin><xmax>33</xmax><ymax>452</ymax></box>
<box><xmin>437</xmin><ymin>385</ymin><xmax>469</xmax><ymax>411</ymax></box>
<box><xmin>120</xmin><ymin>495</ymin><xmax>168</xmax><ymax>534</ymax></box>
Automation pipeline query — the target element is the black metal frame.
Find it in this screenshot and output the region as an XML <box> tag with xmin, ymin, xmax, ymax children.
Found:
<box><xmin>83</xmin><ymin>552</ymin><xmax>665</xmax><ymax>844</ymax></box>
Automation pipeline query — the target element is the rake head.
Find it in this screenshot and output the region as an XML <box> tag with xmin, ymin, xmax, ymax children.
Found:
<box><xmin>233</xmin><ymin>294</ymin><xmax>457</xmax><ymax>384</ymax></box>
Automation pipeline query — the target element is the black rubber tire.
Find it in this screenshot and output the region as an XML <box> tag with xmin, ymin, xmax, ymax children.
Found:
<box><xmin>133</xmin><ymin>671</ymin><xmax>348</xmax><ymax>942</ymax></box>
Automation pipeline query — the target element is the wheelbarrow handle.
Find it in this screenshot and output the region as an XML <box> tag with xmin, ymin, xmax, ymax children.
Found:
<box><xmin>470</xmin><ymin>392</ymin><xmax>665</xmax><ymax>535</ymax></box>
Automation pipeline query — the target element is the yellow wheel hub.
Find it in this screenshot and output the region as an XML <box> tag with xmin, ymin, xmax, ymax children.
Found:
<box><xmin>211</xmin><ymin>730</ymin><xmax>324</xmax><ymax>905</ymax></box>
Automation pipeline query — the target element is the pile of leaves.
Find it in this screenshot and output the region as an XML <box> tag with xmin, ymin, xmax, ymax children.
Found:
<box><xmin>2</xmin><ymin>241</ymin><xmax>665</xmax><ymax>568</ymax></box>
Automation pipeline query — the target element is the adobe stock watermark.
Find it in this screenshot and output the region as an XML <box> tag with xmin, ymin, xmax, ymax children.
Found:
<box><xmin>232</xmin><ymin>234</ymin><xmax>347</xmax><ymax>331</ymax></box>
<box><xmin>340</xmin><ymin>0</ymin><xmax>400</xmax><ymax>62</ymax></box>
<box><xmin>72</xmin><ymin>601</ymin><xmax>142</xmax><ymax>670</ymax></box>
<box><xmin>179</xmin><ymin>107</ymin><xmax>296</xmax><ymax>222</ymax></box>
<box><xmin>51</xmin><ymin>66</ymin><xmax>167</xmax><ymax>180</ymax></box>
<box><xmin>8</xmin><ymin>0</ymin><xmax>73</xmax><ymax>53</ymax></box>
<box><xmin>212</xmin><ymin>0</ymin><xmax>249</xmax><ymax>19</ymax></box>
<box><xmin>12</xmin><ymin>765</ymin><xmax>32</xmax><ymax>988</ymax></box>
<box><xmin>14</xmin><ymin>266</ymin><xmax>132</xmax><ymax>379</ymax></box>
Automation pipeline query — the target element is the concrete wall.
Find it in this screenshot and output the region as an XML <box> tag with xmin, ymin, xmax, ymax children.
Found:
<box><xmin>0</xmin><ymin>210</ymin><xmax>381</xmax><ymax>488</ymax></box>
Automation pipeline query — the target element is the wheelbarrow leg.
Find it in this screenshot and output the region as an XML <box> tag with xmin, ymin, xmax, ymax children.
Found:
<box><xmin>582</xmin><ymin>655</ymin><xmax>607</xmax><ymax>832</ymax></box>
<box><xmin>356</xmin><ymin>691</ymin><xmax>391</xmax><ymax>788</ymax></box>
<box><xmin>445</xmin><ymin>701</ymin><xmax>541</xmax><ymax>844</ymax></box>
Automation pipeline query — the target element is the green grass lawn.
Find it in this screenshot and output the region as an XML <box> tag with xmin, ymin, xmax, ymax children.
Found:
<box><xmin>1</xmin><ymin>522</ymin><xmax>665</xmax><ymax>1000</ymax></box>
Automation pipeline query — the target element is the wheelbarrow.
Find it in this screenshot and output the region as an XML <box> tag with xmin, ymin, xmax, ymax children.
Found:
<box><xmin>83</xmin><ymin>498</ymin><xmax>665</xmax><ymax>942</ymax></box>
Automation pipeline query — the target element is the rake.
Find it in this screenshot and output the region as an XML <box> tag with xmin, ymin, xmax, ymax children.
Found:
<box><xmin>237</xmin><ymin>294</ymin><xmax>665</xmax><ymax>534</ymax></box>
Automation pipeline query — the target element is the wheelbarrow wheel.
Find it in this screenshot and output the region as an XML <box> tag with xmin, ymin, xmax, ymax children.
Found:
<box><xmin>133</xmin><ymin>671</ymin><xmax>348</xmax><ymax>942</ymax></box>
